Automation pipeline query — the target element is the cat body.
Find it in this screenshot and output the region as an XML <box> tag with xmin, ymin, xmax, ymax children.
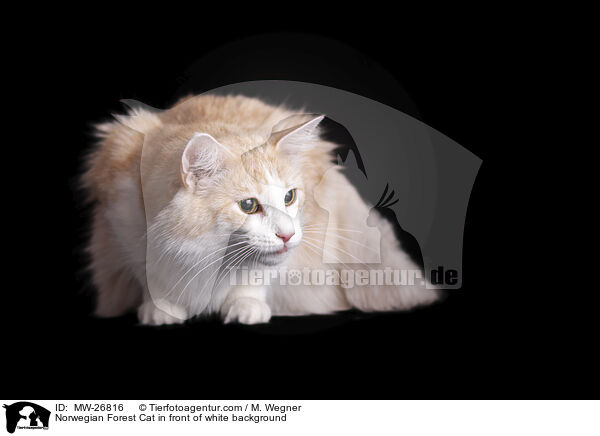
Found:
<box><xmin>83</xmin><ymin>95</ymin><xmax>438</xmax><ymax>325</ymax></box>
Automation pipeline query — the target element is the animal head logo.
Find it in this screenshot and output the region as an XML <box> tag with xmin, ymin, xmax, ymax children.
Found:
<box><xmin>3</xmin><ymin>402</ymin><xmax>50</xmax><ymax>433</ymax></box>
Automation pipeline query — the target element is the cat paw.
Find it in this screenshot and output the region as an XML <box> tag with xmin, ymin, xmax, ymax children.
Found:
<box><xmin>223</xmin><ymin>297</ymin><xmax>272</xmax><ymax>325</ymax></box>
<box><xmin>138</xmin><ymin>299</ymin><xmax>188</xmax><ymax>326</ymax></box>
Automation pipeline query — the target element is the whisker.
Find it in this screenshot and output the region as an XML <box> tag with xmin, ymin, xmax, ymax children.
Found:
<box><xmin>164</xmin><ymin>240</ymin><xmax>250</xmax><ymax>299</ymax></box>
<box><xmin>302</xmin><ymin>226</ymin><xmax>364</xmax><ymax>233</ymax></box>
<box><xmin>212</xmin><ymin>247</ymin><xmax>257</xmax><ymax>295</ymax></box>
<box><xmin>174</xmin><ymin>243</ymin><xmax>250</xmax><ymax>302</ymax></box>
<box><xmin>200</xmin><ymin>245</ymin><xmax>256</xmax><ymax>308</ymax></box>
<box><xmin>302</xmin><ymin>230</ymin><xmax>380</xmax><ymax>254</ymax></box>
<box><xmin>302</xmin><ymin>236</ymin><xmax>375</xmax><ymax>269</ymax></box>
<box><xmin>210</xmin><ymin>246</ymin><xmax>254</xmax><ymax>293</ymax></box>
<box><xmin>301</xmin><ymin>238</ymin><xmax>355</xmax><ymax>271</ymax></box>
<box><xmin>188</xmin><ymin>246</ymin><xmax>253</xmax><ymax>310</ymax></box>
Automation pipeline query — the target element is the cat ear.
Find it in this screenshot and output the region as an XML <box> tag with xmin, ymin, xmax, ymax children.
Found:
<box><xmin>181</xmin><ymin>133</ymin><xmax>227</xmax><ymax>188</ymax></box>
<box><xmin>271</xmin><ymin>114</ymin><xmax>325</xmax><ymax>155</ymax></box>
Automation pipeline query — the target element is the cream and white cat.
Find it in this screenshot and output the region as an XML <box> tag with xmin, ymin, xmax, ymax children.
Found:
<box><xmin>83</xmin><ymin>95</ymin><xmax>439</xmax><ymax>325</ymax></box>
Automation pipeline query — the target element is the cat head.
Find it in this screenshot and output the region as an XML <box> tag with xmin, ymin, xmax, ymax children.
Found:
<box><xmin>168</xmin><ymin>114</ymin><xmax>329</xmax><ymax>265</ymax></box>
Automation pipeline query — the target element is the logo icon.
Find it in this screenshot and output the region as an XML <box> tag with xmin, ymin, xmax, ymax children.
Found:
<box><xmin>3</xmin><ymin>402</ymin><xmax>50</xmax><ymax>433</ymax></box>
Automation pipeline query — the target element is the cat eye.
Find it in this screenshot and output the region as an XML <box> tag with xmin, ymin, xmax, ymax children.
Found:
<box><xmin>284</xmin><ymin>189</ymin><xmax>297</xmax><ymax>206</ymax></box>
<box><xmin>239</xmin><ymin>198</ymin><xmax>260</xmax><ymax>214</ymax></box>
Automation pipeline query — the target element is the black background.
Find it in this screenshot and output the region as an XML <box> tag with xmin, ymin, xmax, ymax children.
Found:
<box><xmin>5</xmin><ymin>21</ymin><xmax>582</xmax><ymax>399</ymax></box>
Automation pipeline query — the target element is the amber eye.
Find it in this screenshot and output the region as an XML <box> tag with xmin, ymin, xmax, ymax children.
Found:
<box><xmin>284</xmin><ymin>189</ymin><xmax>297</xmax><ymax>206</ymax></box>
<box><xmin>239</xmin><ymin>198</ymin><xmax>259</xmax><ymax>214</ymax></box>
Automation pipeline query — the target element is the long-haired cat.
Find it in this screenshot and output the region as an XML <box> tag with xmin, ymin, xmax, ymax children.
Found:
<box><xmin>82</xmin><ymin>95</ymin><xmax>439</xmax><ymax>325</ymax></box>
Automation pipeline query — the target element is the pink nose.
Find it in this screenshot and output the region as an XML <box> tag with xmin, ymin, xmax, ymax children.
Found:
<box><xmin>276</xmin><ymin>232</ymin><xmax>295</xmax><ymax>243</ymax></box>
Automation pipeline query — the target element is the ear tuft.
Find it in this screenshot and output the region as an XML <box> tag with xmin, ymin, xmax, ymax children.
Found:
<box><xmin>272</xmin><ymin>114</ymin><xmax>325</xmax><ymax>155</ymax></box>
<box><xmin>181</xmin><ymin>133</ymin><xmax>226</xmax><ymax>189</ymax></box>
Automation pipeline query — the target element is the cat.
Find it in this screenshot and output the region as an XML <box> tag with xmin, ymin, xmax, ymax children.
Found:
<box><xmin>82</xmin><ymin>94</ymin><xmax>439</xmax><ymax>325</ymax></box>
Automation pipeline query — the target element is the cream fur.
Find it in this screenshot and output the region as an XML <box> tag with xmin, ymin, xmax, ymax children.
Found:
<box><xmin>83</xmin><ymin>95</ymin><xmax>439</xmax><ymax>325</ymax></box>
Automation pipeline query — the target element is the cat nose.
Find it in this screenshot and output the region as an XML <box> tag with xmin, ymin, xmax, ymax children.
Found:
<box><xmin>276</xmin><ymin>232</ymin><xmax>295</xmax><ymax>243</ymax></box>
